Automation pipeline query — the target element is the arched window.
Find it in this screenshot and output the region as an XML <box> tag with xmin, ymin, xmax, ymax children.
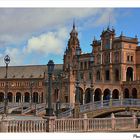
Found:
<box><xmin>115</xmin><ymin>69</ymin><xmax>119</xmax><ymax>81</ymax></box>
<box><xmin>105</xmin><ymin>70</ymin><xmax>110</xmax><ymax>81</ymax></box>
<box><xmin>126</xmin><ymin>67</ymin><xmax>133</xmax><ymax>81</ymax></box>
<box><xmin>97</xmin><ymin>54</ymin><xmax>101</xmax><ymax>64</ymax></box>
<box><xmin>94</xmin><ymin>88</ymin><xmax>101</xmax><ymax>101</ymax></box>
<box><xmin>96</xmin><ymin>71</ymin><xmax>100</xmax><ymax>81</ymax></box>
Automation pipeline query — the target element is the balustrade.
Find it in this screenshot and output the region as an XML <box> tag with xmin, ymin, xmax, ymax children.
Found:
<box><xmin>7</xmin><ymin>120</ymin><xmax>47</xmax><ymax>132</ymax></box>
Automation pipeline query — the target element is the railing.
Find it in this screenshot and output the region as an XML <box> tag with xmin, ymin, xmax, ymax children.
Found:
<box><xmin>80</xmin><ymin>99</ymin><xmax>140</xmax><ymax>113</ymax></box>
<box><xmin>115</xmin><ymin>117</ymin><xmax>134</xmax><ymax>130</ymax></box>
<box><xmin>8</xmin><ymin>120</ymin><xmax>47</xmax><ymax>132</ymax></box>
<box><xmin>54</xmin><ymin>116</ymin><xmax>137</xmax><ymax>132</ymax></box>
<box><xmin>0</xmin><ymin>115</ymin><xmax>138</xmax><ymax>132</ymax></box>
<box><xmin>58</xmin><ymin>109</ymin><xmax>73</xmax><ymax>118</ymax></box>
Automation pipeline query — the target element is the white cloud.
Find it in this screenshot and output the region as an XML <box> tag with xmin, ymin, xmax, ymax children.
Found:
<box><xmin>0</xmin><ymin>8</ymin><xmax>124</xmax><ymax>65</ymax></box>
<box><xmin>25</xmin><ymin>27</ymin><xmax>68</xmax><ymax>56</ymax></box>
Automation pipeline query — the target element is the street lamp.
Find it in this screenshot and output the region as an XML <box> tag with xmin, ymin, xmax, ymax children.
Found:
<box><xmin>30</xmin><ymin>81</ymin><xmax>34</xmax><ymax>110</ymax></box>
<box><xmin>46</xmin><ymin>60</ymin><xmax>55</xmax><ymax>116</ymax></box>
<box><xmin>4</xmin><ymin>55</ymin><xmax>10</xmax><ymax>116</ymax></box>
<box><xmin>90</xmin><ymin>54</ymin><xmax>94</xmax><ymax>103</ymax></box>
<box><xmin>75</xmin><ymin>47</ymin><xmax>81</xmax><ymax>104</ymax></box>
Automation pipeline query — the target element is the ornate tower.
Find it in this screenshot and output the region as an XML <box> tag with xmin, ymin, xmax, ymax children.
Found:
<box><xmin>63</xmin><ymin>23</ymin><xmax>80</xmax><ymax>72</ymax></box>
<box><xmin>63</xmin><ymin>23</ymin><xmax>81</xmax><ymax>104</ymax></box>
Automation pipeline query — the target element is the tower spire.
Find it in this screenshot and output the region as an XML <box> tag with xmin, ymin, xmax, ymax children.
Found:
<box><xmin>73</xmin><ymin>19</ymin><xmax>75</xmax><ymax>29</ymax></box>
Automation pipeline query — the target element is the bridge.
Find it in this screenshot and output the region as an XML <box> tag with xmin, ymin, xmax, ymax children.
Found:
<box><xmin>0</xmin><ymin>99</ymin><xmax>140</xmax><ymax>118</ymax></box>
<box><xmin>0</xmin><ymin>102</ymin><xmax>73</xmax><ymax>115</ymax></box>
<box><xmin>58</xmin><ymin>99</ymin><xmax>140</xmax><ymax>118</ymax></box>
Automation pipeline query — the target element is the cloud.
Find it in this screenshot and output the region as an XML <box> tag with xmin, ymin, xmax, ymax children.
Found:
<box><xmin>25</xmin><ymin>27</ymin><xmax>68</xmax><ymax>56</ymax></box>
<box><xmin>0</xmin><ymin>8</ymin><xmax>125</xmax><ymax>65</ymax></box>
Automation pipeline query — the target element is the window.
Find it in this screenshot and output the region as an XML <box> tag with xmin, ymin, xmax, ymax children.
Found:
<box><xmin>115</xmin><ymin>69</ymin><xmax>119</xmax><ymax>81</ymax></box>
<box><xmin>80</xmin><ymin>73</ymin><xmax>83</xmax><ymax>80</ymax></box>
<box><xmin>105</xmin><ymin>70</ymin><xmax>110</xmax><ymax>80</ymax></box>
<box><xmin>84</xmin><ymin>61</ymin><xmax>87</xmax><ymax>69</ymax></box>
<box><xmin>127</xmin><ymin>55</ymin><xmax>129</xmax><ymax>61</ymax></box>
<box><xmin>80</xmin><ymin>62</ymin><xmax>83</xmax><ymax>69</ymax></box>
<box><xmin>65</xmin><ymin>96</ymin><xmax>68</xmax><ymax>103</ymax></box>
<box><xmin>89</xmin><ymin>72</ymin><xmax>92</xmax><ymax>80</ymax></box>
<box><xmin>88</xmin><ymin>61</ymin><xmax>90</xmax><ymax>68</ymax></box>
<box><xmin>97</xmin><ymin>54</ymin><xmax>101</xmax><ymax>64</ymax></box>
<box><xmin>131</xmin><ymin>56</ymin><xmax>133</xmax><ymax>62</ymax></box>
<box><xmin>96</xmin><ymin>71</ymin><xmax>100</xmax><ymax>81</ymax></box>
<box><xmin>105</xmin><ymin>53</ymin><xmax>110</xmax><ymax>63</ymax></box>
<box><xmin>114</xmin><ymin>52</ymin><xmax>119</xmax><ymax>63</ymax></box>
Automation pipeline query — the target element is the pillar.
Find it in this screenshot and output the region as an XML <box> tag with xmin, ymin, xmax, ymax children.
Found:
<box><xmin>110</xmin><ymin>91</ymin><xmax>112</xmax><ymax>107</ymax></box>
<box><xmin>111</xmin><ymin>113</ymin><xmax>116</xmax><ymax>131</ymax></box>
<box><xmin>0</xmin><ymin>119</ymin><xmax>9</xmax><ymax>132</ymax></box>
<box><xmin>133</xmin><ymin>114</ymin><xmax>138</xmax><ymax>128</ymax></box>
<box><xmin>120</xmin><ymin>91</ymin><xmax>123</xmax><ymax>105</ymax></box>
<box><xmin>83</xmin><ymin>94</ymin><xmax>85</xmax><ymax>105</ymax></box>
<box><xmin>83</xmin><ymin>114</ymin><xmax>88</xmax><ymax>132</ymax></box>
<box><xmin>43</xmin><ymin>116</ymin><xmax>56</xmax><ymax>132</ymax></box>
<box><xmin>14</xmin><ymin>95</ymin><xmax>16</xmax><ymax>103</ymax></box>
<box><xmin>101</xmin><ymin>94</ymin><xmax>103</xmax><ymax>107</ymax></box>
<box><xmin>93</xmin><ymin>94</ymin><xmax>94</xmax><ymax>103</ymax></box>
<box><xmin>22</xmin><ymin>95</ymin><xmax>25</xmax><ymax>103</ymax></box>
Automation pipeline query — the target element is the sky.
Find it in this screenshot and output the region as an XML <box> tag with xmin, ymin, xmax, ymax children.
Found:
<box><xmin>0</xmin><ymin>8</ymin><xmax>140</xmax><ymax>66</ymax></box>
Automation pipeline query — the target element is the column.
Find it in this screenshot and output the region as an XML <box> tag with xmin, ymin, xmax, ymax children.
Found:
<box><xmin>14</xmin><ymin>95</ymin><xmax>16</xmax><ymax>103</ymax></box>
<box><xmin>110</xmin><ymin>91</ymin><xmax>112</xmax><ymax>107</ymax></box>
<box><xmin>92</xmin><ymin>94</ymin><xmax>94</xmax><ymax>103</ymax></box>
<box><xmin>121</xmin><ymin>91</ymin><xmax>123</xmax><ymax>105</ymax></box>
<box><xmin>22</xmin><ymin>95</ymin><xmax>25</xmax><ymax>103</ymax></box>
<box><xmin>83</xmin><ymin>94</ymin><xmax>85</xmax><ymax>104</ymax></box>
<box><xmin>101</xmin><ymin>94</ymin><xmax>103</xmax><ymax>107</ymax></box>
<box><xmin>110</xmin><ymin>39</ymin><xmax>112</xmax><ymax>63</ymax></box>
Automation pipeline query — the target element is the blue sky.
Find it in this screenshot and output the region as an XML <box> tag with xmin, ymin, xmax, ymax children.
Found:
<box><xmin>0</xmin><ymin>8</ymin><xmax>139</xmax><ymax>66</ymax></box>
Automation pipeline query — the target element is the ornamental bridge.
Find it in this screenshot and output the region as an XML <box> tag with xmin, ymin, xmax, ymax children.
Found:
<box><xmin>0</xmin><ymin>99</ymin><xmax>140</xmax><ymax>118</ymax></box>
<box><xmin>58</xmin><ymin>99</ymin><xmax>140</xmax><ymax>118</ymax></box>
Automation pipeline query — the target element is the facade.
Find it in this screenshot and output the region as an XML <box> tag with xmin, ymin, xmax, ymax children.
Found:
<box><xmin>0</xmin><ymin>24</ymin><xmax>140</xmax><ymax>107</ymax></box>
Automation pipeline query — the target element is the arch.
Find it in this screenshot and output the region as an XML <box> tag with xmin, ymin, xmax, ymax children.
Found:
<box><xmin>94</xmin><ymin>88</ymin><xmax>101</xmax><ymax>101</ymax></box>
<box><xmin>33</xmin><ymin>92</ymin><xmax>38</xmax><ymax>103</ymax></box>
<box><xmin>112</xmin><ymin>89</ymin><xmax>119</xmax><ymax>99</ymax></box>
<box><xmin>7</xmin><ymin>92</ymin><xmax>13</xmax><ymax>102</ymax></box>
<box><xmin>85</xmin><ymin>88</ymin><xmax>91</xmax><ymax>104</ymax></box>
<box><xmin>115</xmin><ymin>69</ymin><xmax>119</xmax><ymax>81</ymax></box>
<box><xmin>16</xmin><ymin>92</ymin><xmax>21</xmax><ymax>102</ymax></box>
<box><xmin>132</xmin><ymin>88</ymin><xmax>137</xmax><ymax>98</ymax></box>
<box><xmin>126</xmin><ymin>67</ymin><xmax>133</xmax><ymax>81</ymax></box>
<box><xmin>75</xmin><ymin>87</ymin><xmax>83</xmax><ymax>105</ymax></box>
<box><xmin>0</xmin><ymin>92</ymin><xmax>4</xmax><ymax>102</ymax></box>
<box><xmin>123</xmin><ymin>88</ymin><xmax>129</xmax><ymax>98</ymax></box>
<box><xmin>96</xmin><ymin>71</ymin><xmax>100</xmax><ymax>81</ymax></box>
<box><xmin>103</xmin><ymin>89</ymin><xmax>110</xmax><ymax>100</ymax></box>
<box><xmin>24</xmin><ymin>92</ymin><xmax>30</xmax><ymax>102</ymax></box>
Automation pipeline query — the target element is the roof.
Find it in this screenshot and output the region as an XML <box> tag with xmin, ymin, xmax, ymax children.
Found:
<box><xmin>0</xmin><ymin>64</ymin><xmax>63</xmax><ymax>79</ymax></box>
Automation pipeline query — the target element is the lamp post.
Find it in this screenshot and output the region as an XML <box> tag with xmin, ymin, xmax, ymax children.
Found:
<box><xmin>30</xmin><ymin>81</ymin><xmax>34</xmax><ymax>110</ymax></box>
<box><xmin>4</xmin><ymin>55</ymin><xmax>10</xmax><ymax>116</ymax></box>
<box><xmin>46</xmin><ymin>60</ymin><xmax>55</xmax><ymax>116</ymax></box>
<box><xmin>90</xmin><ymin>54</ymin><xmax>94</xmax><ymax>103</ymax></box>
<box><xmin>75</xmin><ymin>47</ymin><xmax>81</xmax><ymax>104</ymax></box>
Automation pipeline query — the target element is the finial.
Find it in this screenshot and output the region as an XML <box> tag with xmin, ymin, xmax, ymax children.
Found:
<box><xmin>73</xmin><ymin>19</ymin><xmax>75</xmax><ymax>29</ymax></box>
<box><xmin>120</xmin><ymin>31</ymin><xmax>123</xmax><ymax>36</ymax></box>
<box><xmin>107</xmin><ymin>14</ymin><xmax>111</xmax><ymax>30</ymax></box>
<box><xmin>135</xmin><ymin>35</ymin><xmax>138</xmax><ymax>38</ymax></box>
<box><xmin>94</xmin><ymin>36</ymin><xmax>96</xmax><ymax>41</ymax></box>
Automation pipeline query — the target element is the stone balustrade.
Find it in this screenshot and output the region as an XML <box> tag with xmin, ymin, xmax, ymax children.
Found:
<box><xmin>0</xmin><ymin>114</ymin><xmax>139</xmax><ymax>132</ymax></box>
<box><xmin>7</xmin><ymin>120</ymin><xmax>47</xmax><ymax>132</ymax></box>
<box><xmin>80</xmin><ymin>99</ymin><xmax>140</xmax><ymax>113</ymax></box>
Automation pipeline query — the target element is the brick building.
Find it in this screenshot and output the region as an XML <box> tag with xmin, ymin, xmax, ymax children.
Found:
<box><xmin>0</xmin><ymin>24</ymin><xmax>140</xmax><ymax>107</ymax></box>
